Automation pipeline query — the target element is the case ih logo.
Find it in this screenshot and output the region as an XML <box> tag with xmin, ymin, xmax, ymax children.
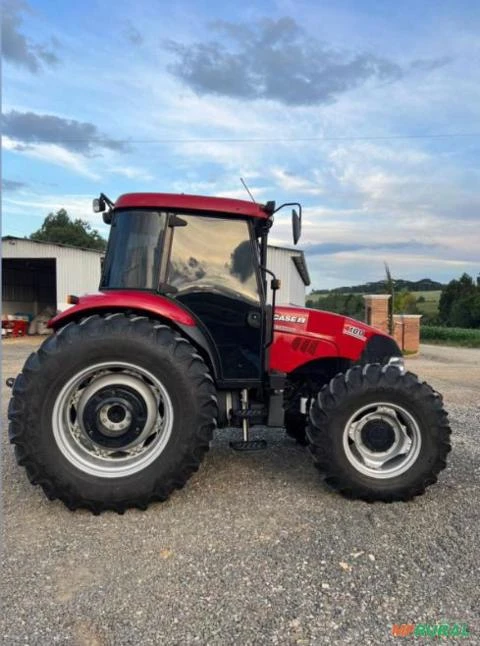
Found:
<box><xmin>274</xmin><ymin>314</ymin><xmax>308</xmax><ymax>324</ymax></box>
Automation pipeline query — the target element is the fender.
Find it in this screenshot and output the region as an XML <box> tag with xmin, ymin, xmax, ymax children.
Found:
<box><xmin>48</xmin><ymin>290</ymin><xmax>222</xmax><ymax>378</ymax></box>
<box><xmin>49</xmin><ymin>291</ymin><xmax>196</xmax><ymax>328</ymax></box>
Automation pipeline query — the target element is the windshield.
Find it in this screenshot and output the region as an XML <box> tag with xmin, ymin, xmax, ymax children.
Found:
<box><xmin>101</xmin><ymin>210</ymin><xmax>167</xmax><ymax>290</ymax></box>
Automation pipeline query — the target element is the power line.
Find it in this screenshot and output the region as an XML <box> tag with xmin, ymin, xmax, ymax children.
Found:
<box><xmin>121</xmin><ymin>132</ymin><xmax>480</xmax><ymax>143</ymax></box>
<box><xmin>6</xmin><ymin>132</ymin><xmax>480</xmax><ymax>145</ymax></box>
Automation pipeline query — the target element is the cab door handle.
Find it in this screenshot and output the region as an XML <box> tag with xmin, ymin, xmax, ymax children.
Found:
<box><xmin>247</xmin><ymin>311</ymin><xmax>261</xmax><ymax>328</ymax></box>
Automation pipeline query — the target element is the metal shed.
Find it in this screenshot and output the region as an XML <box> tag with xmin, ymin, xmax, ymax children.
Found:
<box><xmin>2</xmin><ymin>237</ymin><xmax>103</xmax><ymax>316</ymax></box>
<box><xmin>267</xmin><ymin>245</ymin><xmax>311</xmax><ymax>306</ymax></box>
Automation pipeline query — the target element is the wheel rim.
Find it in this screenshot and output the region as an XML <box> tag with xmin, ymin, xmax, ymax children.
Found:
<box><xmin>52</xmin><ymin>362</ymin><xmax>174</xmax><ymax>478</ymax></box>
<box><xmin>342</xmin><ymin>402</ymin><xmax>422</xmax><ymax>479</ymax></box>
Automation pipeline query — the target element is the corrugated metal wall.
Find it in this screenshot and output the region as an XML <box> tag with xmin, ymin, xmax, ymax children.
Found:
<box><xmin>266</xmin><ymin>246</ymin><xmax>306</xmax><ymax>306</ymax></box>
<box><xmin>2</xmin><ymin>239</ymin><xmax>103</xmax><ymax>312</ymax></box>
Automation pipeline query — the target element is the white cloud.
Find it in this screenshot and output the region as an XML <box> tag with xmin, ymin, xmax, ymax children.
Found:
<box><xmin>270</xmin><ymin>168</ymin><xmax>325</xmax><ymax>195</ymax></box>
<box><xmin>3</xmin><ymin>136</ymin><xmax>100</xmax><ymax>180</ymax></box>
<box><xmin>3</xmin><ymin>193</ymin><xmax>109</xmax><ymax>235</ymax></box>
<box><xmin>109</xmin><ymin>166</ymin><xmax>154</xmax><ymax>181</ymax></box>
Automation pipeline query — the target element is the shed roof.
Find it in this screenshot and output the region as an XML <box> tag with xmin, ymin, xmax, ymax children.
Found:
<box><xmin>2</xmin><ymin>236</ymin><xmax>104</xmax><ymax>254</ymax></box>
<box><xmin>291</xmin><ymin>253</ymin><xmax>311</xmax><ymax>286</ymax></box>
<box><xmin>268</xmin><ymin>244</ymin><xmax>311</xmax><ymax>286</ymax></box>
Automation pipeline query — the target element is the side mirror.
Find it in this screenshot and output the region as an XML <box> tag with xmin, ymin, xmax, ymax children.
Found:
<box><xmin>292</xmin><ymin>209</ymin><xmax>301</xmax><ymax>245</ymax></box>
<box><xmin>93</xmin><ymin>193</ymin><xmax>114</xmax><ymax>220</ymax></box>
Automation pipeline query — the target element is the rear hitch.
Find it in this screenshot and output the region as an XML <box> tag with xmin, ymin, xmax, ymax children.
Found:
<box><xmin>5</xmin><ymin>377</ymin><xmax>15</xmax><ymax>389</ymax></box>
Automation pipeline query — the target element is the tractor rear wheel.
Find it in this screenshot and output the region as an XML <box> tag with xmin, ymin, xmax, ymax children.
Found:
<box><xmin>307</xmin><ymin>364</ymin><xmax>451</xmax><ymax>502</ymax></box>
<box><xmin>8</xmin><ymin>314</ymin><xmax>217</xmax><ymax>513</ymax></box>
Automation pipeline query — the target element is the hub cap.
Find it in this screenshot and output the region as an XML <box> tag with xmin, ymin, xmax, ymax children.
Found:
<box><xmin>52</xmin><ymin>362</ymin><xmax>173</xmax><ymax>478</ymax></box>
<box><xmin>343</xmin><ymin>402</ymin><xmax>422</xmax><ymax>479</ymax></box>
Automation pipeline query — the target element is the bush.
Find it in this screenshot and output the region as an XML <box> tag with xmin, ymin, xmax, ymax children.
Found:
<box><xmin>421</xmin><ymin>313</ymin><xmax>441</xmax><ymax>326</ymax></box>
<box><xmin>421</xmin><ymin>325</ymin><xmax>480</xmax><ymax>348</ymax></box>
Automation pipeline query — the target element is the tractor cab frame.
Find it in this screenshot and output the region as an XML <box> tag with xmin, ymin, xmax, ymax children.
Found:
<box><xmin>101</xmin><ymin>202</ymin><xmax>269</xmax><ymax>387</ymax></box>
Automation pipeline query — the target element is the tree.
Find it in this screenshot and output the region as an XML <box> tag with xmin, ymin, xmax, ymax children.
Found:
<box><xmin>384</xmin><ymin>262</ymin><xmax>395</xmax><ymax>334</ymax></box>
<box><xmin>394</xmin><ymin>289</ymin><xmax>419</xmax><ymax>315</ymax></box>
<box><xmin>30</xmin><ymin>209</ymin><xmax>107</xmax><ymax>251</ymax></box>
<box><xmin>308</xmin><ymin>293</ymin><xmax>364</xmax><ymax>319</ymax></box>
<box><xmin>438</xmin><ymin>273</ymin><xmax>480</xmax><ymax>328</ymax></box>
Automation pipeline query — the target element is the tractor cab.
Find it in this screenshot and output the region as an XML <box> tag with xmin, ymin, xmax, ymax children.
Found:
<box><xmin>98</xmin><ymin>193</ymin><xmax>301</xmax><ymax>387</ymax></box>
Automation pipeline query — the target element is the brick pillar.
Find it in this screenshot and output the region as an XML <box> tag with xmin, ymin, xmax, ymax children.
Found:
<box><xmin>363</xmin><ymin>295</ymin><xmax>391</xmax><ymax>334</ymax></box>
<box><xmin>402</xmin><ymin>315</ymin><xmax>422</xmax><ymax>353</ymax></box>
<box><xmin>393</xmin><ymin>314</ymin><xmax>422</xmax><ymax>353</ymax></box>
<box><xmin>392</xmin><ymin>315</ymin><xmax>404</xmax><ymax>349</ymax></box>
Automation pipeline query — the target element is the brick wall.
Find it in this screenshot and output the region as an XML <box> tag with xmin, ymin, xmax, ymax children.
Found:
<box><xmin>393</xmin><ymin>316</ymin><xmax>404</xmax><ymax>349</ymax></box>
<box><xmin>393</xmin><ymin>314</ymin><xmax>422</xmax><ymax>353</ymax></box>
<box><xmin>363</xmin><ymin>295</ymin><xmax>391</xmax><ymax>334</ymax></box>
<box><xmin>363</xmin><ymin>294</ymin><xmax>422</xmax><ymax>353</ymax></box>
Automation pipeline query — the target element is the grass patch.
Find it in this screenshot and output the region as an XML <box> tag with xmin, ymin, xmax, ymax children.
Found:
<box><xmin>412</xmin><ymin>290</ymin><xmax>442</xmax><ymax>301</ymax></box>
<box><xmin>413</xmin><ymin>290</ymin><xmax>441</xmax><ymax>318</ymax></box>
<box><xmin>421</xmin><ymin>325</ymin><xmax>480</xmax><ymax>348</ymax></box>
<box><xmin>416</xmin><ymin>301</ymin><xmax>439</xmax><ymax>316</ymax></box>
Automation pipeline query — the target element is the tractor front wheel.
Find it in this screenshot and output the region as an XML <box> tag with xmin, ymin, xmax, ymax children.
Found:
<box><xmin>8</xmin><ymin>314</ymin><xmax>217</xmax><ymax>513</ymax></box>
<box><xmin>307</xmin><ymin>364</ymin><xmax>451</xmax><ymax>502</ymax></box>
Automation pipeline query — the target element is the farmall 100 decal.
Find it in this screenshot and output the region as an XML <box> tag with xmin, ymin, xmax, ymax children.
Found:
<box><xmin>343</xmin><ymin>322</ymin><xmax>366</xmax><ymax>340</ymax></box>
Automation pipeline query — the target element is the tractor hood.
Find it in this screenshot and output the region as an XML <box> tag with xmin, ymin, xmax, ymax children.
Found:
<box><xmin>270</xmin><ymin>305</ymin><xmax>401</xmax><ymax>374</ymax></box>
<box><xmin>273</xmin><ymin>305</ymin><xmax>373</xmax><ymax>341</ymax></box>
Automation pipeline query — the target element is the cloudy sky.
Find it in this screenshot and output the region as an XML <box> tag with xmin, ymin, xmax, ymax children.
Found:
<box><xmin>2</xmin><ymin>0</ymin><xmax>480</xmax><ymax>289</ymax></box>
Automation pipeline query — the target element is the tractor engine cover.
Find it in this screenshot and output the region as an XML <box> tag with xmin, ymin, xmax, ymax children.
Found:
<box><xmin>269</xmin><ymin>306</ymin><xmax>401</xmax><ymax>373</ymax></box>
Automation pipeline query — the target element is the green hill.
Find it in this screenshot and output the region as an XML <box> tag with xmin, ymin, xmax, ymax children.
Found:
<box><xmin>310</xmin><ymin>278</ymin><xmax>444</xmax><ymax>296</ymax></box>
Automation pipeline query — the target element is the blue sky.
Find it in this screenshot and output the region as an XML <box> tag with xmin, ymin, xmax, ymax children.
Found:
<box><xmin>2</xmin><ymin>0</ymin><xmax>480</xmax><ymax>289</ymax></box>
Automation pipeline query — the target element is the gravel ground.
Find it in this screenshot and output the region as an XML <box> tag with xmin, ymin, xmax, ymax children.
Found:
<box><xmin>2</xmin><ymin>338</ymin><xmax>479</xmax><ymax>645</ymax></box>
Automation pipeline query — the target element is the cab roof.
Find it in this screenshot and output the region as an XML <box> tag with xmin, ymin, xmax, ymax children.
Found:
<box><xmin>114</xmin><ymin>193</ymin><xmax>271</xmax><ymax>219</ymax></box>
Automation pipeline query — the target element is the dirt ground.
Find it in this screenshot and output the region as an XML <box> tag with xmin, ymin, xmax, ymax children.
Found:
<box><xmin>408</xmin><ymin>344</ymin><xmax>480</xmax><ymax>406</ymax></box>
<box><xmin>2</xmin><ymin>337</ymin><xmax>479</xmax><ymax>645</ymax></box>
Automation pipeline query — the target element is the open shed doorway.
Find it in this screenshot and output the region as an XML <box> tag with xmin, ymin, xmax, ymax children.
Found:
<box><xmin>2</xmin><ymin>258</ymin><xmax>57</xmax><ymax>318</ymax></box>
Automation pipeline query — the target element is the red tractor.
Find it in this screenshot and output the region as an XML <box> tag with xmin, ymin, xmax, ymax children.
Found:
<box><xmin>8</xmin><ymin>192</ymin><xmax>451</xmax><ymax>513</ymax></box>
